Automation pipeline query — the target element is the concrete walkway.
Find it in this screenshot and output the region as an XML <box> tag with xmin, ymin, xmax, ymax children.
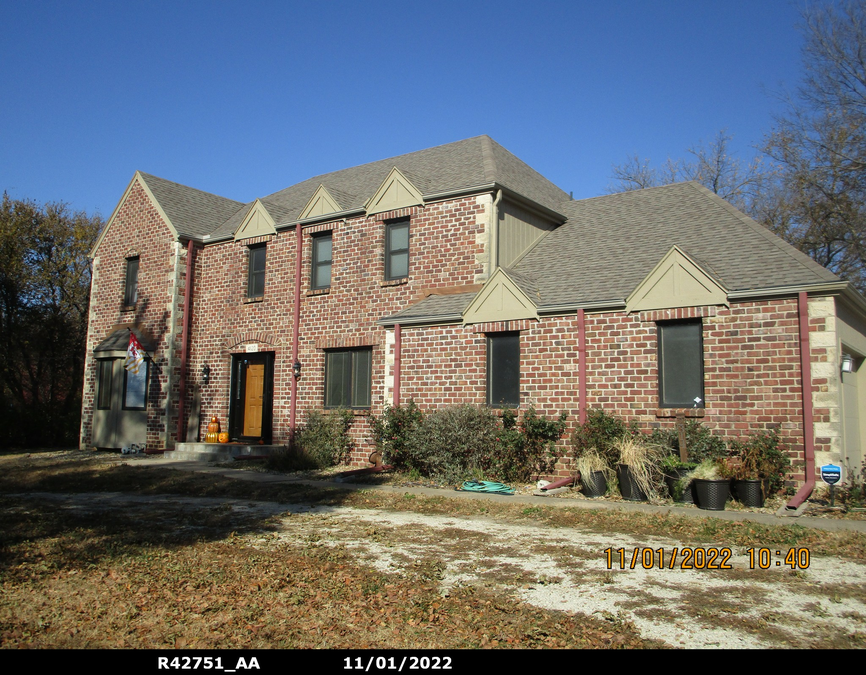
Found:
<box><xmin>127</xmin><ymin>455</ymin><xmax>866</xmax><ymax>534</ymax></box>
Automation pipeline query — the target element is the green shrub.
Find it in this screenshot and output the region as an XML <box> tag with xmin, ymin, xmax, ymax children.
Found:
<box><xmin>294</xmin><ymin>408</ymin><xmax>354</xmax><ymax>468</ymax></box>
<box><xmin>369</xmin><ymin>400</ymin><xmax>424</xmax><ymax>467</ymax></box>
<box><xmin>729</xmin><ymin>428</ymin><xmax>791</xmax><ymax>495</ymax></box>
<box><xmin>649</xmin><ymin>420</ymin><xmax>727</xmax><ymax>465</ymax></box>
<box><xmin>570</xmin><ymin>409</ymin><xmax>637</xmax><ymax>467</ymax></box>
<box><xmin>404</xmin><ymin>404</ymin><xmax>501</xmax><ymax>484</ymax></box>
<box><xmin>266</xmin><ymin>446</ymin><xmax>322</xmax><ymax>472</ymax></box>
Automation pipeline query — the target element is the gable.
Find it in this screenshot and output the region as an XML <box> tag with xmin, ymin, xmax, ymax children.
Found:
<box><xmin>463</xmin><ymin>268</ymin><xmax>538</xmax><ymax>324</ymax></box>
<box><xmin>365</xmin><ymin>167</ymin><xmax>425</xmax><ymax>216</ymax></box>
<box><xmin>234</xmin><ymin>200</ymin><xmax>277</xmax><ymax>241</ymax></box>
<box><xmin>298</xmin><ymin>184</ymin><xmax>343</xmax><ymax>220</ymax></box>
<box><xmin>92</xmin><ymin>172</ymin><xmax>179</xmax><ymax>257</ymax></box>
<box><xmin>626</xmin><ymin>246</ymin><xmax>728</xmax><ymax>313</ymax></box>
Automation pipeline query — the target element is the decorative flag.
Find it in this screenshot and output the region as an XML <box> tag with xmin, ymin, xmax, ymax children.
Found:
<box><xmin>125</xmin><ymin>332</ymin><xmax>145</xmax><ymax>374</ymax></box>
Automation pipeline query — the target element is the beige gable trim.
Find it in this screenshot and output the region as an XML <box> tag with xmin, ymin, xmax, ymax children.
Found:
<box><xmin>626</xmin><ymin>245</ymin><xmax>728</xmax><ymax>313</ymax></box>
<box><xmin>234</xmin><ymin>199</ymin><xmax>277</xmax><ymax>241</ymax></box>
<box><xmin>365</xmin><ymin>167</ymin><xmax>425</xmax><ymax>216</ymax></box>
<box><xmin>463</xmin><ymin>268</ymin><xmax>538</xmax><ymax>325</ymax></box>
<box><xmin>91</xmin><ymin>172</ymin><xmax>179</xmax><ymax>257</ymax></box>
<box><xmin>299</xmin><ymin>184</ymin><xmax>342</xmax><ymax>220</ymax></box>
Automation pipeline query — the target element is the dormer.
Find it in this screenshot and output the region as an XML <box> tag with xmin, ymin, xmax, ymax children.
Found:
<box><xmin>365</xmin><ymin>167</ymin><xmax>424</xmax><ymax>216</ymax></box>
<box><xmin>234</xmin><ymin>200</ymin><xmax>277</xmax><ymax>241</ymax></box>
<box><xmin>299</xmin><ymin>185</ymin><xmax>343</xmax><ymax>220</ymax></box>
<box><xmin>626</xmin><ymin>245</ymin><xmax>728</xmax><ymax>313</ymax></box>
<box><xmin>463</xmin><ymin>268</ymin><xmax>538</xmax><ymax>324</ymax></box>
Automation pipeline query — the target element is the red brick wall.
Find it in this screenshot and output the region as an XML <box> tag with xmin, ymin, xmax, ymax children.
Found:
<box><xmin>80</xmin><ymin>178</ymin><xmax>179</xmax><ymax>449</ymax></box>
<box><xmin>82</xmin><ymin>181</ymin><xmax>818</xmax><ymax>488</ymax></box>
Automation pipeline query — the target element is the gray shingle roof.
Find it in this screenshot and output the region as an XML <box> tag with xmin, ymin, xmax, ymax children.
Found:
<box><xmin>379</xmin><ymin>293</ymin><xmax>476</xmax><ymax>325</ymax></box>
<box><xmin>513</xmin><ymin>181</ymin><xmax>841</xmax><ymax>309</ymax></box>
<box><xmin>139</xmin><ymin>173</ymin><xmax>245</xmax><ymax>239</ymax></box>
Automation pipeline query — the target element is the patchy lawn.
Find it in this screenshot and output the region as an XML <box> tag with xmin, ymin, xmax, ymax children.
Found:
<box><xmin>2</xmin><ymin>450</ymin><xmax>866</xmax><ymax>649</ymax></box>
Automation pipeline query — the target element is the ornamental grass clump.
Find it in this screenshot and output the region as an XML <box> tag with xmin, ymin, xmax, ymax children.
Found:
<box><xmin>613</xmin><ymin>435</ymin><xmax>665</xmax><ymax>499</ymax></box>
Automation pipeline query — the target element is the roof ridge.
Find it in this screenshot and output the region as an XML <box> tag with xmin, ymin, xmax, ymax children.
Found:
<box><xmin>480</xmin><ymin>136</ymin><xmax>498</xmax><ymax>183</ymax></box>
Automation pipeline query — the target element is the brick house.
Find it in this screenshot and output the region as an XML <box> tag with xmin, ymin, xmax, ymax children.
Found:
<box><xmin>80</xmin><ymin>135</ymin><xmax>866</xmax><ymax>492</ymax></box>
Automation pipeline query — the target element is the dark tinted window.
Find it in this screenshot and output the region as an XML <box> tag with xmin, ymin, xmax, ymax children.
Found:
<box><xmin>325</xmin><ymin>348</ymin><xmax>372</xmax><ymax>409</ymax></box>
<box><xmin>247</xmin><ymin>245</ymin><xmax>266</xmax><ymax>297</ymax></box>
<box><xmin>487</xmin><ymin>333</ymin><xmax>519</xmax><ymax>407</ymax></box>
<box><xmin>658</xmin><ymin>321</ymin><xmax>704</xmax><ymax>407</ymax></box>
<box><xmin>124</xmin><ymin>257</ymin><xmax>139</xmax><ymax>306</ymax></box>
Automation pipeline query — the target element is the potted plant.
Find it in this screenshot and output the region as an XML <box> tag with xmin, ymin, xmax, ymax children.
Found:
<box><xmin>574</xmin><ymin>448</ymin><xmax>611</xmax><ymax>497</ymax></box>
<box><xmin>729</xmin><ymin>429</ymin><xmax>791</xmax><ymax>507</ymax></box>
<box><xmin>614</xmin><ymin>435</ymin><xmax>663</xmax><ymax>501</ymax></box>
<box><xmin>660</xmin><ymin>453</ymin><xmax>697</xmax><ymax>503</ymax></box>
<box><xmin>684</xmin><ymin>458</ymin><xmax>731</xmax><ymax>511</ymax></box>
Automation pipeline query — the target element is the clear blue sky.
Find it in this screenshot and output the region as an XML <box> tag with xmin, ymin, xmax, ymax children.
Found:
<box><xmin>1</xmin><ymin>0</ymin><xmax>808</xmax><ymax>219</ymax></box>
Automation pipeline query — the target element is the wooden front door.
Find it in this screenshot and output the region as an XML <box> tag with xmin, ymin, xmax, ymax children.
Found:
<box><xmin>243</xmin><ymin>363</ymin><xmax>265</xmax><ymax>437</ymax></box>
<box><xmin>229</xmin><ymin>353</ymin><xmax>274</xmax><ymax>443</ymax></box>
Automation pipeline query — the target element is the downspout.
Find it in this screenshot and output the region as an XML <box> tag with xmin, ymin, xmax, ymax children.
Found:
<box><xmin>578</xmin><ymin>308</ymin><xmax>587</xmax><ymax>425</ymax></box>
<box><xmin>176</xmin><ymin>240</ymin><xmax>196</xmax><ymax>444</ymax></box>
<box><xmin>394</xmin><ymin>323</ymin><xmax>401</xmax><ymax>407</ymax></box>
<box><xmin>786</xmin><ymin>291</ymin><xmax>816</xmax><ymax>512</ymax></box>
<box><xmin>289</xmin><ymin>223</ymin><xmax>302</xmax><ymax>442</ymax></box>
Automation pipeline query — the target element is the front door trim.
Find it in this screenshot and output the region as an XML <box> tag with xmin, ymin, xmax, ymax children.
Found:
<box><xmin>228</xmin><ymin>352</ymin><xmax>275</xmax><ymax>443</ymax></box>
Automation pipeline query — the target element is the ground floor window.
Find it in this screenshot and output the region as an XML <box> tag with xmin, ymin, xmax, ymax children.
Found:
<box><xmin>325</xmin><ymin>348</ymin><xmax>372</xmax><ymax>409</ymax></box>
<box><xmin>658</xmin><ymin>320</ymin><xmax>704</xmax><ymax>408</ymax></box>
<box><xmin>97</xmin><ymin>359</ymin><xmax>113</xmax><ymax>409</ymax></box>
<box><xmin>487</xmin><ymin>332</ymin><xmax>519</xmax><ymax>407</ymax></box>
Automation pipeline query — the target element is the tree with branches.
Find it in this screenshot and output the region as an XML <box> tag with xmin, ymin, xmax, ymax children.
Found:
<box><xmin>0</xmin><ymin>193</ymin><xmax>102</xmax><ymax>447</ymax></box>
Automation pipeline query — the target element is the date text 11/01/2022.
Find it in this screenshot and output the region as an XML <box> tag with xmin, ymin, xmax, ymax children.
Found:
<box><xmin>604</xmin><ymin>547</ymin><xmax>811</xmax><ymax>570</ymax></box>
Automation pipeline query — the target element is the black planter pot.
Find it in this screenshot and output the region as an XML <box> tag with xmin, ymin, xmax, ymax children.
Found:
<box><xmin>693</xmin><ymin>478</ymin><xmax>730</xmax><ymax>511</ymax></box>
<box><xmin>664</xmin><ymin>468</ymin><xmax>695</xmax><ymax>504</ymax></box>
<box><xmin>617</xmin><ymin>464</ymin><xmax>648</xmax><ymax>501</ymax></box>
<box><xmin>581</xmin><ymin>470</ymin><xmax>607</xmax><ymax>497</ymax></box>
<box><xmin>733</xmin><ymin>479</ymin><xmax>765</xmax><ymax>507</ymax></box>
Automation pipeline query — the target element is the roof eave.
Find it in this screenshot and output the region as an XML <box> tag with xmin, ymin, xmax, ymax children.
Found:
<box><xmin>377</xmin><ymin>314</ymin><xmax>464</xmax><ymax>328</ymax></box>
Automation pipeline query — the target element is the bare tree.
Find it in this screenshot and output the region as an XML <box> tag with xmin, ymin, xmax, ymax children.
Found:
<box><xmin>763</xmin><ymin>1</ymin><xmax>866</xmax><ymax>290</ymax></box>
<box><xmin>608</xmin><ymin>130</ymin><xmax>767</xmax><ymax>214</ymax></box>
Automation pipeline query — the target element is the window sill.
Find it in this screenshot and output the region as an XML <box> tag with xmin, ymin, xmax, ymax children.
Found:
<box><xmin>655</xmin><ymin>408</ymin><xmax>705</xmax><ymax>418</ymax></box>
<box><xmin>380</xmin><ymin>278</ymin><xmax>408</xmax><ymax>288</ymax></box>
<box><xmin>243</xmin><ymin>296</ymin><xmax>264</xmax><ymax>304</ymax></box>
<box><xmin>121</xmin><ymin>305</ymin><xmax>136</xmax><ymax>312</ymax></box>
<box><xmin>307</xmin><ymin>287</ymin><xmax>331</xmax><ymax>297</ymax></box>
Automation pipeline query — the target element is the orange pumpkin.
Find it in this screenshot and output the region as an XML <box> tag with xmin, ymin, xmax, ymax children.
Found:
<box><xmin>205</xmin><ymin>416</ymin><xmax>220</xmax><ymax>443</ymax></box>
<box><xmin>218</xmin><ymin>432</ymin><xmax>229</xmax><ymax>443</ymax></box>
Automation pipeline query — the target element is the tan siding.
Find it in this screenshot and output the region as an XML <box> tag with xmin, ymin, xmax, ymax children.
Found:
<box><xmin>498</xmin><ymin>200</ymin><xmax>555</xmax><ymax>267</ymax></box>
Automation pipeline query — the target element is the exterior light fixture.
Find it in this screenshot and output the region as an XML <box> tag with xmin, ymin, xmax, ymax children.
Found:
<box><xmin>842</xmin><ymin>354</ymin><xmax>855</xmax><ymax>374</ymax></box>
<box><xmin>293</xmin><ymin>359</ymin><xmax>302</xmax><ymax>379</ymax></box>
<box><xmin>201</xmin><ymin>364</ymin><xmax>211</xmax><ymax>386</ymax></box>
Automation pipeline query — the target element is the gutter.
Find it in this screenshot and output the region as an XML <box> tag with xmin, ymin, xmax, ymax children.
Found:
<box><xmin>784</xmin><ymin>291</ymin><xmax>816</xmax><ymax>514</ymax></box>
<box><xmin>176</xmin><ymin>240</ymin><xmax>196</xmax><ymax>444</ymax></box>
<box><xmin>289</xmin><ymin>224</ymin><xmax>302</xmax><ymax>441</ymax></box>
<box><xmin>578</xmin><ymin>308</ymin><xmax>586</xmax><ymax>425</ymax></box>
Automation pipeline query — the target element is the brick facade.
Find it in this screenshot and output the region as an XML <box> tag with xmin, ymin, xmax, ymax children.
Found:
<box><xmin>81</xmin><ymin>161</ymin><xmax>860</xmax><ymax>488</ymax></box>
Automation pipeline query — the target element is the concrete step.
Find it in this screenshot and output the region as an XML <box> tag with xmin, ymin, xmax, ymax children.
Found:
<box><xmin>170</xmin><ymin>442</ymin><xmax>286</xmax><ymax>463</ymax></box>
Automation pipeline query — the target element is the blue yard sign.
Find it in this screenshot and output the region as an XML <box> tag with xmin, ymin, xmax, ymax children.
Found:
<box><xmin>820</xmin><ymin>464</ymin><xmax>842</xmax><ymax>485</ymax></box>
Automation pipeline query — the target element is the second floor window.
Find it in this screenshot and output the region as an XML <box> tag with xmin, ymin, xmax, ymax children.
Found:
<box><xmin>311</xmin><ymin>232</ymin><xmax>332</xmax><ymax>290</ymax></box>
<box><xmin>124</xmin><ymin>256</ymin><xmax>139</xmax><ymax>306</ymax></box>
<box><xmin>247</xmin><ymin>244</ymin><xmax>266</xmax><ymax>298</ymax></box>
<box><xmin>385</xmin><ymin>218</ymin><xmax>409</xmax><ymax>280</ymax></box>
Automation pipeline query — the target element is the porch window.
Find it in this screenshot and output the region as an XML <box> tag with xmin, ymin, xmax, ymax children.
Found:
<box><xmin>97</xmin><ymin>359</ymin><xmax>113</xmax><ymax>410</ymax></box>
<box><xmin>325</xmin><ymin>348</ymin><xmax>372</xmax><ymax>409</ymax></box>
<box><xmin>487</xmin><ymin>332</ymin><xmax>519</xmax><ymax>407</ymax></box>
<box><xmin>123</xmin><ymin>361</ymin><xmax>148</xmax><ymax>410</ymax></box>
<box><xmin>124</xmin><ymin>256</ymin><xmax>139</xmax><ymax>306</ymax></box>
<box><xmin>658</xmin><ymin>321</ymin><xmax>704</xmax><ymax>408</ymax></box>
<box><xmin>247</xmin><ymin>244</ymin><xmax>266</xmax><ymax>298</ymax></box>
